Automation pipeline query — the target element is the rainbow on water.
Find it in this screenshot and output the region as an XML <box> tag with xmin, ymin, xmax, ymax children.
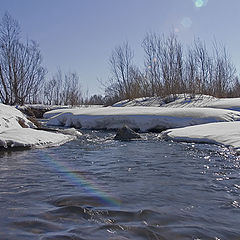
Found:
<box><xmin>40</xmin><ymin>151</ymin><xmax>121</xmax><ymax>207</ymax></box>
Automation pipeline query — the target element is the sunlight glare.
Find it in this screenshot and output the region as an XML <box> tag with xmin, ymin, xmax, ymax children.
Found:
<box><xmin>194</xmin><ymin>0</ymin><xmax>208</xmax><ymax>8</ymax></box>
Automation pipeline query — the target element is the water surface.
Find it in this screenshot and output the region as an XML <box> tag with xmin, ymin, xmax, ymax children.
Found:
<box><xmin>0</xmin><ymin>131</ymin><xmax>240</xmax><ymax>240</ymax></box>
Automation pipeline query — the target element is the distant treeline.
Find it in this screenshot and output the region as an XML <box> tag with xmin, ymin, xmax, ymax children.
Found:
<box><xmin>1</xmin><ymin>12</ymin><xmax>240</xmax><ymax>106</ymax></box>
<box><xmin>0</xmin><ymin>13</ymin><xmax>86</xmax><ymax>106</ymax></box>
<box><xmin>104</xmin><ymin>33</ymin><xmax>240</xmax><ymax>105</ymax></box>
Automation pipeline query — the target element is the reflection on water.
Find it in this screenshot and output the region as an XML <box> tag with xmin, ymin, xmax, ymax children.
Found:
<box><xmin>0</xmin><ymin>130</ymin><xmax>240</xmax><ymax>240</ymax></box>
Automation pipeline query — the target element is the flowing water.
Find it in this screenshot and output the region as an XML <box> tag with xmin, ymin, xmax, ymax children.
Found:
<box><xmin>0</xmin><ymin>131</ymin><xmax>240</xmax><ymax>240</ymax></box>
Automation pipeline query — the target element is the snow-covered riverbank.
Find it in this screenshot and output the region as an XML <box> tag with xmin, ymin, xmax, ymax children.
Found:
<box><xmin>113</xmin><ymin>94</ymin><xmax>240</xmax><ymax>111</ymax></box>
<box><xmin>160</xmin><ymin>121</ymin><xmax>240</xmax><ymax>153</ymax></box>
<box><xmin>0</xmin><ymin>104</ymin><xmax>76</xmax><ymax>149</ymax></box>
<box><xmin>0</xmin><ymin>128</ymin><xmax>75</xmax><ymax>148</ymax></box>
<box><xmin>2</xmin><ymin>94</ymin><xmax>240</xmax><ymax>151</ymax></box>
<box><xmin>45</xmin><ymin>106</ymin><xmax>240</xmax><ymax>132</ymax></box>
<box><xmin>43</xmin><ymin>94</ymin><xmax>240</xmax><ymax>153</ymax></box>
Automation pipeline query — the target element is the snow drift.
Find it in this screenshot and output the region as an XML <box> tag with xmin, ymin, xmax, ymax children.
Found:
<box><xmin>206</xmin><ymin>98</ymin><xmax>240</xmax><ymax>111</ymax></box>
<box><xmin>0</xmin><ymin>104</ymin><xmax>76</xmax><ymax>149</ymax></box>
<box><xmin>112</xmin><ymin>94</ymin><xmax>240</xmax><ymax>112</ymax></box>
<box><xmin>161</xmin><ymin>121</ymin><xmax>240</xmax><ymax>153</ymax></box>
<box><xmin>0</xmin><ymin>128</ymin><xmax>75</xmax><ymax>148</ymax></box>
<box><xmin>0</xmin><ymin>103</ymin><xmax>35</xmax><ymax>131</ymax></box>
<box><xmin>112</xmin><ymin>94</ymin><xmax>217</xmax><ymax>108</ymax></box>
<box><xmin>45</xmin><ymin>107</ymin><xmax>240</xmax><ymax>132</ymax></box>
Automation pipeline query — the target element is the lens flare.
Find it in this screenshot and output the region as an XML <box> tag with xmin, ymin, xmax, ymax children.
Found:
<box><xmin>195</xmin><ymin>0</ymin><xmax>204</xmax><ymax>7</ymax></box>
<box><xmin>194</xmin><ymin>0</ymin><xmax>208</xmax><ymax>8</ymax></box>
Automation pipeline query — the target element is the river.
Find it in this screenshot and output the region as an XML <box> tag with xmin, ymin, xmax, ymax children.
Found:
<box><xmin>0</xmin><ymin>130</ymin><xmax>240</xmax><ymax>240</ymax></box>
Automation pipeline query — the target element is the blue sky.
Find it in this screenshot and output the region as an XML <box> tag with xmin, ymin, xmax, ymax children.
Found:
<box><xmin>0</xmin><ymin>0</ymin><xmax>240</xmax><ymax>95</ymax></box>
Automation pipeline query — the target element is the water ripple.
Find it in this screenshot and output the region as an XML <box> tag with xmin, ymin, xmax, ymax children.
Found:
<box><xmin>1</xmin><ymin>130</ymin><xmax>240</xmax><ymax>239</ymax></box>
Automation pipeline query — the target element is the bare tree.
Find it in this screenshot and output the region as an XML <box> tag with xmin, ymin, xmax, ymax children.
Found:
<box><xmin>127</xmin><ymin>66</ymin><xmax>150</xmax><ymax>98</ymax></box>
<box><xmin>62</xmin><ymin>72</ymin><xmax>82</xmax><ymax>106</ymax></box>
<box><xmin>212</xmin><ymin>41</ymin><xmax>236</xmax><ymax>97</ymax></box>
<box><xmin>230</xmin><ymin>77</ymin><xmax>240</xmax><ymax>97</ymax></box>
<box><xmin>0</xmin><ymin>12</ymin><xmax>20</xmax><ymax>104</ymax></box>
<box><xmin>104</xmin><ymin>32</ymin><xmax>238</xmax><ymax>102</ymax></box>
<box><xmin>44</xmin><ymin>69</ymin><xmax>63</xmax><ymax>105</ymax></box>
<box><xmin>0</xmin><ymin>12</ymin><xmax>46</xmax><ymax>105</ymax></box>
<box><xmin>86</xmin><ymin>94</ymin><xmax>104</xmax><ymax>105</ymax></box>
<box><xmin>44</xmin><ymin>77</ymin><xmax>57</xmax><ymax>105</ymax></box>
<box><xmin>185</xmin><ymin>46</ymin><xmax>197</xmax><ymax>95</ymax></box>
<box><xmin>142</xmin><ymin>33</ymin><xmax>185</xmax><ymax>97</ymax></box>
<box><xmin>158</xmin><ymin>33</ymin><xmax>184</xmax><ymax>96</ymax></box>
<box><xmin>142</xmin><ymin>33</ymin><xmax>162</xmax><ymax>96</ymax></box>
<box><xmin>108</xmin><ymin>41</ymin><xmax>134</xmax><ymax>99</ymax></box>
<box><xmin>44</xmin><ymin>70</ymin><xmax>83</xmax><ymax>106</ymax></box>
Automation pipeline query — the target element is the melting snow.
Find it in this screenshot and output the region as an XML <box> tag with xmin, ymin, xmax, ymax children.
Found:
<box><xmin>161</xmin><ymin>121</ymin><xmax>240</xmax><ymax>153</ymax></box>
<box><xmin>0</xmin><ymin>128</ymin><xmax>75</xmax><ymax>148</ymax></box>
<box><xmin>45</xmin><ymin>107</ymin><xmax>240</xmax><ymax>132</ymax></box>
<box><xmin>0</xmin><ymin>104</ymin><xmax>76</xmax><ymax>149</ymax></box>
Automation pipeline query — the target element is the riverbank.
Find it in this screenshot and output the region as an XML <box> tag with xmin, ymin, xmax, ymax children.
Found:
<box><xmin>2</xmin><ymin>94</ymin><xmax>240</xmax><ymax>152</ymax></box>
<box><xmin>0</xmin><ymin>104</ymin><xmax>76</xmax><ymax>149</ymax></box>
<box><xmin>43</xmin><ymin>94</ymin><xmax>240</xmax><ymax>153</ymax></box>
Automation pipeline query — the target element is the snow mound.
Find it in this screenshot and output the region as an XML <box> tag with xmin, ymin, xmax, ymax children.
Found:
<box><xmin>113</xmin><ymin>94</ymin><xmax>217</xmax><ymax>108</ymax></box>
<box><xmin>0</xmin><ymin>103</ymin><xmax>35</xmax><ymax>132</ymax></box>
<box><xmin>0</xmin><ymin>104</ymin><xmax>76</xmax><ymax>149</ymax></box>
<box><xmin>43</xmin><ymin>106</ymin><xmax>103</xmax><ymax>119</ymax></box>
<box><xmin>17</xmin><ymin>104</ymin><xmax>70</xmax><ymax>111</ymax></box>
<box><xmin>45</xmin><ymin>107</ymin><xmax>240</xmax><ymax>132</ymax></box>
<box><xmin>112</xmin><ymin>97</ymin><xmax>164</xmax><ymax>107</ymax></box>
<box><xmin>206</xmin><ymin>98</ymin><xmax>240</xmax><ymax>111</ymax></box>
<box><xmin>112</xmin><ymin>94</ymin><xmax>240</xmax><ymax>112</ymax></box>
<box><xmin>44</xmin><ymin>108</ymin><xmax>73</xmax><ymax>119</ymax></box>
<box><xmin>0</xmin><ymin>128</ymin><xmax>76</xmax><ymax>149</ymax></box>
<box><xmin>17</xmin><ymin>104</ymin><xmax>102</xmax><ymax>112</ymax></box>
<box><xmin>160</xmin><ymin>122</ymin><xmax>240</xmax><ymax>153</ymax></box>
<box><xmin>163</xmin><ymin>94</ymin><xmax>217</xmax><ymax>108</ymax></box>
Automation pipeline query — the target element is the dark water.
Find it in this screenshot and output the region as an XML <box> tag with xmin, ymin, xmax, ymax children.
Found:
<box><xmin>0</xmin><ymin>131</ymin><xmax>240</xmax><ymax>240</ymax></box>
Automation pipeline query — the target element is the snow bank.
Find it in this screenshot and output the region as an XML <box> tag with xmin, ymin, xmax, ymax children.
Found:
<box><xmin>17</xmin><ymin>104</ymin><xmax>103</xmax><ymax>111</ymax></box>
<box><xmin>0</xmin><ymin>128</ymin><xmax>76</xmax><ymax>149</ymax></box>
<box><xmin>113</xmin><ymin>94</ymin><xmax>240</xmax><ymax>112</ymax></box>
<box><xmin>44</xmin><ymin>108</ymin><xmax>74</xmax><ymax>119</ymax></box>
<box><xmin>0</xmin><ymin>103</ymin><xmax>35</xmax><ymax>132</ymax></box>
<box><xmin>113</xmin><ymin>94</ymin><xmax>217</xmax><ymax>108</ymax></box>
<box><xmin>43</xmin><ymin>106</ymin><xmax>104</xmax><ymax>119</ymax></box>
<box><xmin>112</xmin><ymin>97</ymin><xmax>164</xmax><ymax>107</ymax></box>
<box><xmin>163</xmin><ymin>94</ymin><xmax>217</xmax><ymax>108</ymax></box>
<box><xmin>161</xmin><ymin>122</ymin><xmax>240</xmax><ymax>153</ymax></box>
<box><xmin>16</xmin><ymin>104</ymin><xmax>70</xmax><ymax>111</ymax></box>
<box><xmin>206</xmin><ymin>98</ymin><xmax>240</xmax><ymax>111</ymax></box>
<box><xmin>0</xmin><ymin>104</ymin><xmax>76</xmax><ymax>149</ymax></box>
<box><xmin>45</xmin><ymin>107</ymin><xmax>240</xmax><ymax>132</ymax></box>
